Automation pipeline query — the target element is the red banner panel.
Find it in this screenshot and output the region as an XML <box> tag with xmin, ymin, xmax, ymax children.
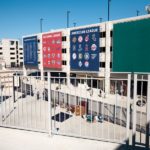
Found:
<box><xmin>42</xmin><ymin>32</ymin><xmax>62</xmax><ymax>69</ymax></box>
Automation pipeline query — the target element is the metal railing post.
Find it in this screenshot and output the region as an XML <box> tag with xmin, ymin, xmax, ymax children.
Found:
<box><xmin>132</xmin><ymin>74</ymin><xmax>137</xmax><ymax>148</ymax></box>
<box><xmin>48</xmin><ymin>72</ymin><xmax>52</xmax><ymax>136</ymax></box>
<box><xmin>146</xmin><ymin>74</ymin><xmax>150</xmax><ymax>149</ymax></box>
<box><xmin>126</xmin><ymin>74</ymin><xmax>131</xmax><ymax>146</ymax></box>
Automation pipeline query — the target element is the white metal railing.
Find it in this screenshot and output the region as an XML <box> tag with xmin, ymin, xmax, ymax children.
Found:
<box><xmin>0</xmin><ymin>71</ymin><xmax>149</xmax><ymax>147</ymax></box>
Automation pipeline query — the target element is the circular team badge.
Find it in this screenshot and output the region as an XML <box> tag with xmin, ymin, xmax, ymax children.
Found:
<box><xmin>79</xmin><ymin>61</ymin><xmax>83</xmax><ymax>67</ymax></box>
<box><xmin>57</xmin><ymin>61</ymin><xmax>61</xmax><ymax>65</ymax></box>
<box><xmin>84</xmin><ymin>53</ymin><xmax>90</xmax><ymax>60</ymax></box>
<box><xmin>52</xmin><ymin>60</ymin><xmax>55</xmax><ymax>64</ymax></box>
<box><xmin>78</xmin><ymin>36</ymin><xmax>83</xmax><ymax>43</ymax></box>
<box><xmin>72</xmin><ymin>37</ymin><xmax>77</xmax><ymax>43</ymax></box>
<box><xmin>56</xmin><ymin>40</ymin><xmax>61</xmax><ymax>44</ymax></box>
<box><xmin>91</xmin><ymin>54</ymin><xmax>97</xmax><ymax>60</ymax></box>
<box><xmin>92</xmin><ymin>34</ymin><xmax>96</xmax><ymax>41</ymax></box>
<box><xmin>72</xmin><ymin>53</ymin><xmax>77</xmax><ymax>60</ymax></box>
<box><xmin>85</xmin><ymin>44</ymin><xmax>88</xmax><ymax>51</ymax></box>
<box><xmin>78</xmin><ymin>53</ymin><xmax>83</xmax><ymax>60</ymax></box>
<box><xmin>91</xmin><ymin>44</ymin><xmax>97</xmax><ymax>51</ymax></box>
<box><xmin>85</xmin><ymin>35</ymin><xmax>89</xmax><ymax>42</ymax></box>
<box><xmin>48</xmin><ymin>54</ymin><xmax>50</xmax><ymax>58</ymax></box>
<box><xmin>52</xmin><ymin>53</ymin><xmax>55</xmax><ymax>58</ymax></box>
<box><xmin>73</xmin><ymin>45</ymin><xmax>76</xmax><ymax>51</ymax></box>
<box><xmin>56</xmin><ymin>47</ymin><xmax>61</xmax><ymax>51</ymax></box>
<box><xmin>52</xmin><ymin>40</ymin><xmax>55</xmax><ymax>44</ymax></box>
<box><xmin>43</xmin><ymin>47</ymin><xmax>46</xmax><ymax>51</ymax></box>
<box><xmin>78</xmin><ymin>44</ymin><xmax>82</xmax><ymax>51</ymax></box>
<box><xmin>85</xmin><ymin>61</ymin><xmax>89</xmax><ymax>68</ymax></box>
<box><xmin>57</xmin><ymin>53</ymin><xmax>61</xmax><ymax>58</ymax></box>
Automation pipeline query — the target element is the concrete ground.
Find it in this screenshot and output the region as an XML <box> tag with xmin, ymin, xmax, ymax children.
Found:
<box><xmin>0</xmin><ymin>127</ymin><xmax>124</xmax><ymax>150</ymax></box>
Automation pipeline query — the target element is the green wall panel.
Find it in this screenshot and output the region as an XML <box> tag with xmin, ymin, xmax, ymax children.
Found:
<box><xmin>112</xmin><ymin>18</ymin><xmax>150</xmax><ymax>73</ymax></box>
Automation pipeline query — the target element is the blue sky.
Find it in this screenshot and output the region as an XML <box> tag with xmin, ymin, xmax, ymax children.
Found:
<box><xmin>0</xmin><ymin>0</ymin><xmax>149</xmax><ymax>39</ymax></box>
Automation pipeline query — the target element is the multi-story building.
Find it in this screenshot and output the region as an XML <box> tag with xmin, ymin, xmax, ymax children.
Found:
<box><xmin>0</xmin><ymin>39</ymin><xmax>23</xmax><ymax>68</ymax></box>
<box><xmin>23</xmin><ymin>14</ymin><xmax>150</xmax><ymax>95</ymax></box>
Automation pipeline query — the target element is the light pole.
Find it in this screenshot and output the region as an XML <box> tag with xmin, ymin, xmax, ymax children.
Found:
<box><xmin>40</xmin><ymin>18</ymin><xmax>43</xmax><ymax>33</ymax></box>
<box><xmin>99</xmin><ymin>18</ymin><xmax>103</xmax><ymax>23</ymax></box>
<box><xmin>67</xmin><ymin>11</ymin><xmax>70</xmax><ymax>28</ymax></box>
<box><xmin>108</xmin><ymin>0</ymin><xmax>111</xmax><ymax>21</ymax></box>
<box><xmin>73</xmin><ymin>22</ymin><xmax>76</xmax><ymax>27</ymax></box>
<box><xmin>145</xmin><ymin>5</ymin><xmax>150</xmax><ymax>14</ymax></box>
<box><xmin>136</xmin><ymin>10</ymin><xmax>140</xmax><ymax>16</ymax></box>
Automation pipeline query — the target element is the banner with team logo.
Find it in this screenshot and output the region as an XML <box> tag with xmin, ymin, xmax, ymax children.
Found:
<box><xmin>70</xmin><ymin>27</ymin><xmax>100</xmax><ymax>71</ymax></box>
<box><xmin>42</xmin><ymin>32</ymin><xmax>62</xmax><ymax>69</ymax></box>
<box><xmin>23</xmin><ymin>36</ymin><xmax>38</xmax><ymax>66</ymax></box>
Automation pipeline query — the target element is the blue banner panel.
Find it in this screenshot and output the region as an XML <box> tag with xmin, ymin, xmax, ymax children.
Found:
<box><xmin>70</xmin><ymin>27</ymin><xmax>100</xmax><ymax>71</ymax></box>
<box><xmin>23</xmin><ymin>36</ymin><xmax>38</xmax><ymax>66</ymax></box>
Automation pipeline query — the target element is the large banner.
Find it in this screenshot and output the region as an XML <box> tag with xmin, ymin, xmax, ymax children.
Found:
<box><xmin>42</xmin><ymin>32</ymin><xmax>62</xmax><ymax>69</ymax></box>
<box><xmin>23</xmin><ymin>36</ymin><xmax>38</xmax><ymax>66</ymax></box>
<box><xmin>70</xmin><ymin>27</ymin><xmax>100</xmax><ymax>71</ymax></box>
<box><xmin>113</xmin><ymin>19</ymin><xmax>150</xmax><ymax>72</ymax></box>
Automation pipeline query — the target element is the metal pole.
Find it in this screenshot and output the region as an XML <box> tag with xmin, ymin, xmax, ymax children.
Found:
<box><xmin>13</xmin><ymin>76</ymin><xmax>16</xmax><ymax>103</ymax></box>
<box><xmin>126</xmin><ymin>74</ymin><xmax>131</xmax><ymax>146</ymax></box>
<box><xmin>108</xmin><ymin>0</ymin><xmax>111</xmax><ymax>21</ymax></box>
<box><xmin>40</xmin><ymin>18</ymin><xmax>43</xmax><ymax>33</ymax></box>
<box><xmin>99</xmin><ymin>18</ymin><xmax>103</xmax><ymax>23</ymax></box>
<box><xmin>146</xmin><ymin>74</ymin><xmax>150</xmax><ymax>149</ymax></box>
<box><xmin>67</xmin><ymin>11</ymin><xmax>70</xmax><ymax>28</ymax></box>
<box><xmin>132</xmin><ymin>74</ymin><xmax>137</xmax><ymax>148</ymax></box>
<box><xmin>136</xmin><ymin>10</ymin><xmax>140</xmax><ymax>16</ymax></box>
<box><xmin>48</xmin><ymin>72</ymin><xmax>52</xmax><ymax>136</ymax></box>
<box><xmin>73</xmin><ymin>22</ymin><xmax>76</xmax><ymax>27</ymax></box>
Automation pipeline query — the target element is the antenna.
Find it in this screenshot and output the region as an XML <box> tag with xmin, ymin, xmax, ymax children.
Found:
<box><xmin>145</xmin><ymin>5</ymin><xmax>150</xmax><ymax>14</ymax></box>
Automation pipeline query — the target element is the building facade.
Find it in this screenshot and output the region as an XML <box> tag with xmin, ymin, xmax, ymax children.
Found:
<box><xmin>0</xmin><ymin>39</ymin><xmax>23</xmax><ymax>68</ymax></box>
<box><xmin>23</xmin><ymin>14</ymin><xmax>150</xmax><ymax>95</ymax></box>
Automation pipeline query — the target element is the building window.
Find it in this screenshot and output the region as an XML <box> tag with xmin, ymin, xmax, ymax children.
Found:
<box><xmin>19</xmin><ymin>48</ymin><xmax>23</xmax><ymax>50</ymax></box>
<box><xmin>11</xmin><ymin>62</ymin><xmax>15</xmax><ymax>67</ymax></box>
<box><xmin>16</xmin><ymin>41</ymin><xmax>18</xmax><ymax>49</ymax></box>
<box><xmin>62</xmin><ymin>61</ymin><xmax>67</xmax><ymax>65</ymax></box>
<box><xmin>110</xmin><ymin>47</ymin><xmax>112</xmax><ymax>51</ymax></box>
<box><xmin>62</xmin><ymin>36</ymin><xmax>66</xmax><ymax>41</ymax></box>
<box><xmin>20</xmin><ymin>53</ymin><xmax>23</xmax><ymax>55</ymax></box>
<box><xmin>100</xmin><ymin>32</ymin><xmax>106</xmax><ymax>38</ymax></box>
<box><xmin>10</xmin><ymin>57</ymin><xmax>15</xmax><ymax>60</ymax></box>
<box><xmin>0</xmin><ymin>52</ymin><xmax>3</xmax><ymax>55</ymax></box>
<box><xmin>0</xmin><ymin>47</ymin><xmax>2</xmax><ymax>49</ymax></box>
<box><xmin>20</xmin><ymin>62</ymin><xmax>23</xmax><ymax>66</ymax></box>
<box><xmin>62</xmin><ymin>48</ymin><xmax>66</xmax><ymax>53</ymax></box>
<box><xmin>10</xmin><ymin>48</ymin><xmax>15</xmax><ymax>50</ymax></box>
<box><xmin>20</xmin><ymin>57</ymin><xmax>23</xmax><ymax>59</ymax></box>
<box><xmin>110</xmin><ymin>62</ymin><xmax>112</xmax><ymax>68</ymax></box>
<box><xmin>38</xmin><ymin>39</ymin><xmax>40</xmax><ymax>43</ymax></box>
<box><xmin>110</xmin><ymin>31</ymin><xmax>113</xmax><ymax>37</ymax></box>
<box><xmin>100</xmin><ymin>47</ymin><xmax>106</xmax><ymax>53</ymax></box>
<box><xmin>10</xmin><ymin>41</ymin><xmax>15</xmax><ymax>45</ymax></box>
<box><xmin>100</xmin><ymin>62</ymin><xmax>105</xmax><ymax>68</ymax></box>
<box><xmin>10</xmin><ymin>52</ymin><xmax>15</xmax><ymax>55</ymax></box>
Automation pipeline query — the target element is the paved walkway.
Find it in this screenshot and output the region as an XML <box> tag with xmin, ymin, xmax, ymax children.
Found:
<box><xmin>0</xmin><ymin>127</ymin><xmax>124</xmax><ymax>150</ymax></box>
